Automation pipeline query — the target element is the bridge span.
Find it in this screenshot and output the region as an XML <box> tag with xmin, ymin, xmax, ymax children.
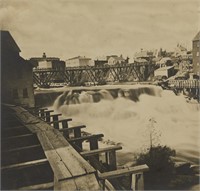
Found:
<box><xmin>33</xmin><ymin>63</ymin><xmax>156</xmax><ymax>88</ymax></box>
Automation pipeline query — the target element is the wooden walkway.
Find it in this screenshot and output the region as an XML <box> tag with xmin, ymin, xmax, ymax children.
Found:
<box><xmin>1</xmin><ymin>104</ymin><xmax>148</xmax><ymax>190</ymax></box>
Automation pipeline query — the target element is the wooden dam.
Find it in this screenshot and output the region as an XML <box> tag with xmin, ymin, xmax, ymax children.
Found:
<box><xmin>1</xmin><ymin>103</ymin><xmax>149</xmax><ymax>190</ymax></box>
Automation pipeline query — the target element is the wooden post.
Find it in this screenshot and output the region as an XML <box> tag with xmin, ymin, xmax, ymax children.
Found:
<box><xmin>45</xmin><ymin>111</ymin><xmax>51</xmax><ymax>122</ymax></box>
<box><xmin>130</xmin><ymin>174</ymin><xmax>136</xmax><ymax>191</ymax></box>
<box><xmin>108</xmin><ymin>151</ymin><xmax>117</xmax><ymax>171</ymax></box>
<box><xmin>135</xmin><ymin>173</ymin><xmax>144</xmax><ymax>191</ymax></box>
<box><xmin>99</xmin><ymin>179</ymin><xmax>105</xmax><ymax>191</ymax></box>
<box><xmin>62</xmin><ymin>121</ymin><xmax>69</xmax><ymax>139</ymax></box>
<box><xmin>52</xmin><ymin>115</ymin><xmax>59</xmax><ymax>129</ymax></box>
<box><xmin>39</xmin><ymin>109</ymin><xmax>46</xmax><ymax>119</ymax></box>
<box><xmin>89</xmin><ymin>138</ymin><xmax>99</xmax><ymax>161</ymax></box>
<box><xmin>74</xmin><ymin>128</ymin><xmax>82</xmax><ymax>150</ymax></box>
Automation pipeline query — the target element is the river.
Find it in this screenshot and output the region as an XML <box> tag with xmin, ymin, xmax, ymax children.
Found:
<box><xmin>49</xmin><ymin>84</ymin><xmax>199</xmax><ymax>168</ymax></box>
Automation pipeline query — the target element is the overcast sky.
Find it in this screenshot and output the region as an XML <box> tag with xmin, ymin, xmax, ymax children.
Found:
<box><xmin>0</xmin><ymin>0</ymin><xmax>199</xmax><ymax>60</ymax></box>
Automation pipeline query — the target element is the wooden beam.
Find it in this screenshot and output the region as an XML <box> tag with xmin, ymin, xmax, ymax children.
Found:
<box><xmin>1</xmin><ymin>125</ymin><xmax>25</xmax><ymax>131</ymax></box>
<box><xmin>59</xmin><ymin>125</ymin><xmax>86</xmax><ymax>132</ymax></box>
<box><xmin>38</xmin><ymin>109</ymin><xmax>54</xmax><ymax>114</ymax></box>
<box><xmin>1</xmin><ymin>158</ymin><xmax>48</xmax><ymax>171</ymax></box>
<box><xmin>80</xmin><ymin>145</ymin><xmax>122</xmax><ymax>157</ymax></box>
<box><xmin>48</xmin><ymin>118</ymin><xmax>72</xmax><ymax>124</ymax></box>
<box><xmin>1</xmin><ymin>133</ymin><xmax>35</xmax><ymax>141</ymax></box>
<box><xmin>2</xmin><ymin>144</ymin><xmax>41</xmax><ymax>153</ymax></box>
<box><xmin>18</xmin><ymin>182</ymin><xmax>54</xmax><ymax>190</ymax></box>
<box><xmin>98</xmin><ymin>164</ymin><xmax>149</xmax><ymax>180</ymax></box>
<box><xmin>68</xmin><ymin>134</ymin><xmax>104</xmax><ymax>143</ymax></box>
<box><xmin>49</xmin><ymin>113</ymin><xmax>62</xmax><ymax>117</ymax></box>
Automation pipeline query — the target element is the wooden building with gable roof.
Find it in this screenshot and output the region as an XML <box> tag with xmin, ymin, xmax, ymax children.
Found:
<box><xmin>192</xmin><ymin>31</ymin><xmax>200</xmax><ymax>75</ymax></box>
<box><xmin>1</xmin><ymin>30</ymin><xmax>35</xmax><ymax>107</ymax></box>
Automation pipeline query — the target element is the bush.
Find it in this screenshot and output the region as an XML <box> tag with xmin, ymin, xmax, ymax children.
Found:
<box><xmin>136</xmin><ymin>145</ymin><xmax>176</xmax><ymax>190</ymax></box>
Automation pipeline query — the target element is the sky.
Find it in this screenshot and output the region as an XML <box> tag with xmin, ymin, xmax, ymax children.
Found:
<box><xmin>0</xmin><ymin>0</ymin><xmax>200</xmax><ymax>60</ymax></box>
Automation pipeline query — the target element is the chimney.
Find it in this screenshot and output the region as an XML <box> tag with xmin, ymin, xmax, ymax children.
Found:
<box><xmin>43</xmin><ymin>52</ymin><xmax>46</xmax><ymax>59</ymax></box>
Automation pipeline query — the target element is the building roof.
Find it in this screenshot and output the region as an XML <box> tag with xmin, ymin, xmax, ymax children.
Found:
<box><xmin>156</xmin><ymin>57</ymin><xmax>172</xmax><ymax>64</ymax></box>
<box><xmin>155</xmin><ymin>66</ymin><xmax>174</xmax><ymax>71</ymax></box>
<box><xmin>134</xmin><ymin>58</ymin><xmax>148</xmax><ymax>63</ymax></box>
<box><xmin>30</xmin><ymin>57</ymin><xmax>60</xmax><ymax>61</ymax></box>
<box><xmin>1</xmin><ymin>30</ymin><xmax>21</xmax><ymax>53</ymax></box>
<box><xmin>30</xmin><ymin>53</ymin><xmax>60</xmax><ymax>62</ymax></box>
<box><xmin>193</xmin><ymin>31</ymin><xmax>200</xmax><ymax>41</ymax></box>
<box><xmin>67</xmin><ymin>56</ymin><xmax>91</xmax><ymax>61</ymax></box>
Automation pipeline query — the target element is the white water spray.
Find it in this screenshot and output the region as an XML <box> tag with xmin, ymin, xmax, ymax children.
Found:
<box><xmin>53</xmin><ymin>85</ymin><xmax>200</xmax><ymax>165</ymax></box>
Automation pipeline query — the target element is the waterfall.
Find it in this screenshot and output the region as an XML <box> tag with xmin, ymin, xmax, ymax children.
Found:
<box><xmin>52</xmin><ymin>85</ymin><xmax>199</xmax><ymax>165</ymax></box>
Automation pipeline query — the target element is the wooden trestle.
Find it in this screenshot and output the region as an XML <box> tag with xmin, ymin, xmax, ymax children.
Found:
<box><xmin>33</xmin><ymin>63</ymin><xmax>156</xmax><ymax>87</ymax></box>
<box><xmin>1</xmin><ymin>104</ymin><xmax>148</xmax><ymax>190</ymax></box>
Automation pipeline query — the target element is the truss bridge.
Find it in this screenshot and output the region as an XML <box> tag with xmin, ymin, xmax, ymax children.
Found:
<box><xmin>33</xmin><ymin>63</ymin><xmax>156</xmax><ymax>87</ymax></box>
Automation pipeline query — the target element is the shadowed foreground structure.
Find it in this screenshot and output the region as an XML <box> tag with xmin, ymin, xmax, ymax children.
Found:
<box><xmin>1</xmin><ymin>104</ymin><xmax>149</xmax><ymax>190</ymax></box>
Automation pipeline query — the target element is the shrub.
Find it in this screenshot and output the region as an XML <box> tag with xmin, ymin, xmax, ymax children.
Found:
<box><xmin>136</xmin><ymin>145</ymin><xmax>176</xmax><ymax>190</ymax></box>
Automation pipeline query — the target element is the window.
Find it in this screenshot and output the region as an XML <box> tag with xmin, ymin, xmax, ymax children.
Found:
<box><xmin>197</xmin><ymin>42</ymin><xmax>199</xmax><ymax>48</ymax></box>
<box><xmin>13</xmin><ymin>89</ymin><xmax>18</xmax><ymax>99</ymax></box>
<box><xmin>23</xmin><ymin>88</ymin><xmax>28</xmax><ymax>98</ymax></box>
<box><xmin>197</xmin><ymin>52</ymin><xmax>199</xmax><ymax>56</ymax></box>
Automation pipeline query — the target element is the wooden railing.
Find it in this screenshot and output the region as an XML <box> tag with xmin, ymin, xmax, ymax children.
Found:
<box><xmin>99</xmin><ymin>165</ymin><xmax>149</xmax><ymax>191</ymax></box>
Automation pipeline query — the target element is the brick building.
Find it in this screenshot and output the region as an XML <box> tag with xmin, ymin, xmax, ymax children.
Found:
<box><xmin>192</xmin><ymin>31</ymin><xmax>200</xmax><ymax>74</ymax></box>
<box><xmin>1</xmin><ymin>31</ymin><xmax>35</xmax><ymax>107</ymax></box>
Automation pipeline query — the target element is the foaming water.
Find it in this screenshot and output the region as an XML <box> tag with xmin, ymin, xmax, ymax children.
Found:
<box><xmin>54</xmin><ymin>85</ymin><xmax>200</xmax><ymax>165</ymax></box>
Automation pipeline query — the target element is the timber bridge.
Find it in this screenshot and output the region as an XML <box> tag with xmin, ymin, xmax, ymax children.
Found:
<box><xmin>1</xmin><ymin>104</ymin><xmax>149</xmax><ymax>190</ymax></box>
<box><xmin>33</xmin><ymin>63</ymin><xmax>156</xmax><ymax>87</ymax></box>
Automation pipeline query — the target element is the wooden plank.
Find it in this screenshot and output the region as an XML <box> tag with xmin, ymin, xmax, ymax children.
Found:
<box><xmin>54</xmin><ymin>174</ymin><xmax>100</xmax><ymax>190</ymax></box>
<box><xmin>1</xmin><ymin>125</ymin><xmax>26</xmax><ymax>131</ymax></box>
<box><xmin>2</xmin><ymin>144</ymin><xmax>41</xmax><ymax>153</ymax></box>
<box><xmin>80</xmin><ymin>146</ymin><xmax>122</xmax><ymax>157</ymax></box>
<box><xmin>1</xmin><ymin>133</ymin><xmax>35</xmax><ymax>141</ymax></box>
<box><xmin>38</xmin><ymin>109</ymin><xmax>54</xmax><ymax>114</ymax></box>
<box><xmin>59</xmin><ymin>125</ymin><xmax>86</xmax><ymax>132</ymax></box>
<box><xmin>99</xmin><ymin>165</ymin><xmax>149</xmax><ymax>180</ymax></box>
<box><xmin>54</xmin><ymin>178</ymin><xmax>77</xmax><ymax>190</ymax></box>
<box><xmin>18</xmin><ymin>182</ymin><xmax>54</xmax><ymax>190</ymax></box>
<box><xmin>2</xmin><ymin>159</ymin><xmax>48</xmax><ymax>171</ymax></box>
<box><xmin>49</xmin><ymin>113</ymin><xmax>62</xmax><ymax>117</ymax></box>
<box><xmin>37</xmin><ymin>132</ymin><xmax>72</xmax><ymax>180</ymax></box>
<box><xmin>44</xmin><ymin>130</ymin><xmax>96</xmax><ymax>176</ymax></box>
<box><xmin>68</xmin><ymin>134</ymin><xmax>104</xmax><ymax>143</ymax></box>
<box><xmin>48</xmin><ymin>118</ymin><xmax>72</xmax><ymax>124</ymax></box>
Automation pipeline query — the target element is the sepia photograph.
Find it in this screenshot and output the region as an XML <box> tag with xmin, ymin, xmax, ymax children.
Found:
<box><xmin>1</xmin><ymin>0</ymin><xmax>200</xmax><ymax>190</ymax></box>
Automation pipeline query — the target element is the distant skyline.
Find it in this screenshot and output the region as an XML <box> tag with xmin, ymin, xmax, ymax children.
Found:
<box><xmin>0</xmin><ymin>0</ymin><xmax>200</xmax><ymax>60</ymax></box>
